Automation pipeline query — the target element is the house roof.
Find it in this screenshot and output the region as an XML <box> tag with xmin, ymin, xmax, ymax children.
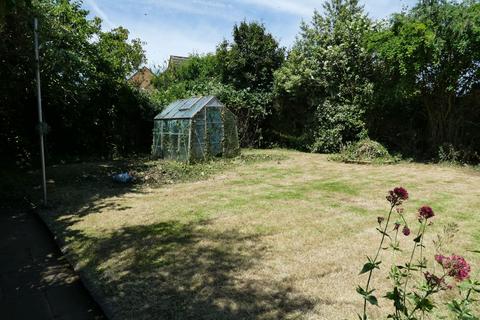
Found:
<box><xmin>155</xmin><ymin>96</ymin><xmax>222</xmax><ymax>120</ymax></box>
<box><xmin>128</xmin><ymin>66</ymin><xmax>155</xmax><ymax>90</ymax></box>
<box><xmin>168</xmin><ymin>55</ymin><xmax>189</xmax><ymax>69</ymax></box>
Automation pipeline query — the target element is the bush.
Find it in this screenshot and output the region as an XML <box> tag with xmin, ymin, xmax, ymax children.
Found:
<box><xmin>437</xmin><ymin>143</ymin><xmax>480</xmax><ymax>165</ymax></box>
<box><xmin>310</xmin><ymin>101</ymin><xmax>369</xmax><ymax>153</ymax></box>
<box><xmin>330</xmin><ymin>139</ymin><xmax>399</xmax><ymax>164</ymax></box>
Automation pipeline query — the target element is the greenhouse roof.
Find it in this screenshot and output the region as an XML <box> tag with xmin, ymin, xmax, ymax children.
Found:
<box><xmin>154</xmin><ymin>96</ymin><xmax>217</xmax><ymax>120</ymax></box>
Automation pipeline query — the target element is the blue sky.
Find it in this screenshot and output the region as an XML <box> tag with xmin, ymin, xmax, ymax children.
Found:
<box><xmin>82</xmin><ymin>0</ymin><xmax>416</xmax><ymax>68</ymax></box>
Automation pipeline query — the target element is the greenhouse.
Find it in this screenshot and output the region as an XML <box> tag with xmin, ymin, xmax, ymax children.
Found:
<box><xmin>152</xmin><ymin>96</ymin><xmax>240</xmax><ymax>162</ymax></box>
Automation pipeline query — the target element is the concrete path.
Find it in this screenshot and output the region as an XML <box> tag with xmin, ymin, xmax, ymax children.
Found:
<box><xmin>0</xmin><ymin>207</ymin><xmax>105</xmax><ymax>320</ymax></box>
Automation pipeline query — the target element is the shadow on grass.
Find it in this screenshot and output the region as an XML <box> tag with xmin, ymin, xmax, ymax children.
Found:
<box><xmin>66</xmin><ymin>220</ymin><xmax>314</xmax><ymax>320</ymax></box>
<box><xmin>13</xmin><ymin>158</ymin><xmax>313</xmax><ymax>319</ymax></box>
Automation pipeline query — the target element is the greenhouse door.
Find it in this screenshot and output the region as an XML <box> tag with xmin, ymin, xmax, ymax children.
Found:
<box><xmin>206</xmin><ymin>107</ymin><xmax>223</xmax><ymax>157</ymax></box>
<box><xmin>191</xmin><ymin>109</ymin><xmax>206</xmax><ymax>161</ymax></box>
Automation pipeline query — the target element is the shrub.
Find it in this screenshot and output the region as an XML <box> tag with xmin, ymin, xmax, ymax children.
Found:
<box><xmin>330</xmin><ymin>139</ymin><xmax>399</xmax><ymax>164</ymax></box>
<box><xmin>438</xmin><ymin>143</ymin><xmax>480</xmax><ymax>165</ymax></box>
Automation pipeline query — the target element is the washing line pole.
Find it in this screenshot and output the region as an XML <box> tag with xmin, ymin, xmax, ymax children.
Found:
<box><xmin>34</xmin><ymin>17</ymin><xmax>47</xmax><ymax>205</ymax></box>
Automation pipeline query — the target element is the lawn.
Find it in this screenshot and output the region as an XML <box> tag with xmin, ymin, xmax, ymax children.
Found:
<box><xmin>37</xmin><ymin>149</ymin><xmax>480</xmax><ymax>319</ymax></box>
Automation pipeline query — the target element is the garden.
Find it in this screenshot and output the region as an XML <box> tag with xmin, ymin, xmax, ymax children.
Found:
<box><xmin>3</xmin><ymin>0</ymin><xmax>480</xmax><ymax>318</ymax></box>
<box><xmin>32</xmin><ymin>149</ymin><xmax>480</xmax><ymax>319</ymax></box>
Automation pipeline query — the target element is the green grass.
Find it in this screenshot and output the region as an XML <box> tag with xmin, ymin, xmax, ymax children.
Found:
<box><xmin>29</xmin><ymin>149</ymin><xmax>480</xmax><ymax>320</ymax></box>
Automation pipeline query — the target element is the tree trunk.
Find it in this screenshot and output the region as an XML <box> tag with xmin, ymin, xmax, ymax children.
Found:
<box><xmin>424</xmin><ymin>92</ymin><xmax>457</xmax><ymax>152</ymax></box>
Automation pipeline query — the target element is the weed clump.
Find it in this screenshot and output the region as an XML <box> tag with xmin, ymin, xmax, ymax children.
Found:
<box><xmin>136</xmin><ymin>152</ymin><xmax>287</xmax><ymax>186</ymax></box>
<box><xmin>330</xmin><ymin>139</ymin><xmax>399</xmax><ymax>164</ymax></box>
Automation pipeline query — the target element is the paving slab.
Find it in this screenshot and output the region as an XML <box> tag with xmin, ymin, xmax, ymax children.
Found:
<box><xmin>0</xmin><ymin>208</ymin><xmax>105</xmax><ymax>320</ymax></box>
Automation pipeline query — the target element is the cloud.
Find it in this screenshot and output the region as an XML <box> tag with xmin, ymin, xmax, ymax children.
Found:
<box><xmin>363</xmin><ymin>0</ymin><xmax>415</xmax><ymax>19</ymax></box>
<box><xmin>82</xmin><ymin>0</ymin><xmax>418</xmax><ymax>67</ymax></box>
<box><xmin>84</xmin><ymin>0</ymin><xmax>116</xmax><ymax>28</ymax></box>
<box><xmin>236</xmin><ymin>0</ymin><xmax>319</xmax><ymax>17</ymax></box>
<box><xmin>122</xmin><ymin>19</ymin><xmax>225</xmax><ymax>67</ymax></box>
<box><xmin>104</xmin><ymin>0</ymin><xmax>319</xmax><ymax>20</ymax></box>
<box><xmin>138</xmin><ymin>0</ymin><xmax>237</xmax><ymax>21</ymax></box>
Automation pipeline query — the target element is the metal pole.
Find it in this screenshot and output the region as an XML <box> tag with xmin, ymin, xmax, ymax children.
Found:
<box><xmin>34</xmin><ymin>17</ymin><xmax>47</xmax><ymax>205</ymax></box>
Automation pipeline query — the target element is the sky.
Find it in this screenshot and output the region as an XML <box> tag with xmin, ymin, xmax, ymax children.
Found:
<box><xmin>82</xmin><ymin>0</ymin><xmax>417</xmax><ymax>68</ymax></box>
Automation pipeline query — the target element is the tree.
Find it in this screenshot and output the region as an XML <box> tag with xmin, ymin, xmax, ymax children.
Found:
<box><xmin>151</xmin><ymin>54</ymin><xmax>219</xmax><ymax>107</ymax></box>
<box><xmin>216</xmin><ymin>21</ymin><xmax>285</xmax><ymax>91</ymax></box>
<box><xmin>275</xmin><ymin>0</ymin><xmax>373</xmax><ymax>152</ymax></box>
<box><xmin>0</xmin><ymin>0</ymin><xmax>154</xmax><ymax>164</ymax></box>
<box><xmin>215</xmin><ymin>21</ymin><xmax>285</xmax><ymax>146</ymax></box>
<box><xmin>369</xmin><ymin>0</ymin><xmax>480</xmax><ymax>154</ymax></box>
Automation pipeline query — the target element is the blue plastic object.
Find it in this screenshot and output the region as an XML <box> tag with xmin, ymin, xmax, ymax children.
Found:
<box><xmin>112</xmin><ymin>172</ymin><xmax>133</xmax><ymax>183</ymax></box>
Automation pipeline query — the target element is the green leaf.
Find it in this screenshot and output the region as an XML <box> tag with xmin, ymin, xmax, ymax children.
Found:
<box><xmin>414</xmin><ymin>260</ymin><xmax>427</xmax><ymax>269</ymax></box>
<box><xmin>359</xmin><ymin>261</ymin><xmax>381</xmax><ymax>275</ymax></box>
<box><xmin>405</xmin><ymin>263</ymin><xmax>418</xmax><ymax>271</ymax></box>
<box><xmin>412</xmin><ymin>294</ymin><xmax>435</xmax><ymax>312</ymax></box>
<box><xmin>458</xmin><ymin>279</ymin><xmax>480</xmax><ymax>293</ymax></box>
<box><xmin>376</xmin><ymin>227</ymin><xmax>392</xmax><ymax>239</ymax></box>
<box><xmin>356</xmin><ymin>285</ymin><xmax>367</xmax><ymax>296</ymax></box>
<box><xmin>385</xmin><ymin>287</ymin><xmax>406</xmax><ymax>313</ymax></box>
<box><xmin>367</xmin><ymin>295</ymin><xmax>379</xmax><ymax>306</ymax></box>
<box><xmin>356</xmin><ymin>313</ymin><xmax>365</xmax><ymax>320</ymax></box>
<box><xmin>390</xmin><ymin>241</ymin><xmax>401</xmax><ymax>251</ymax></box>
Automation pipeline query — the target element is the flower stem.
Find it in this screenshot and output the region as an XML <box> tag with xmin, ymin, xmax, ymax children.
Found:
<box><xmin>402</xmin><ymin>220</ymin><xmax>427</xmax><ymax>314</ymax></box>
<box><xmin>419</xmin><ymin>222</ymin><xmax>428</xmax><ymax>320</ymax></box>
<box><xmin>362</xmin><ymin>204</ymin><xmax>395</xmax><ymax>318</ymax></box>
<box><xmin>465</xmin><ymin>288</ymin><xmax>472</xmax><ymax>301</ymax></box>
<box><xmin>392</xmin><ymin>228</ymin><xmax>400</xmax><ymax>318</ymax></box>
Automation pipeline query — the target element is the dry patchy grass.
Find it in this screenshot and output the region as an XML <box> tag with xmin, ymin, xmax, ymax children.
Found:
<box><xmin>37</xmin><ymin>149</ymin><xmax>480</xmax><ymax>319</ymax></box>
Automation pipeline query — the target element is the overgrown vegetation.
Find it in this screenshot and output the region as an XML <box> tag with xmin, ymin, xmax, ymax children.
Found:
<box><xmin>368</xmin><ymin>1</ymin><xmax>480</xmax><ymax>161</ymax></box>
<box><xmin>150</xmin><ymin>0</ymin><xmax>480</xmax><ymax>164</ymax></box>
<box><xmin>2</xmin><ymin>0</ymin><xmax>480</xmax><ymax>168</ymax></box>
<box><xmin>274</xmin><ymin>0</ymin><xmax>373</xmax><ymax>153</ymax></box>
<box><xmin>132</xmin><ymin>152</ymin><xmax>287</xmax><ymax>186</ymax></box>
<box><xmin>1</xmin><ymin>0</ymin><xmax>158</xmax><ymax>166</ymax></box>
<box><xmin>329</xmin><ymin>139</ymin><xmax>400</xmax><ymax>164</ymax></box>
<box><xmin>2</xmin><ymin>151</ymin><xmax>287</xmax><ymax>207</ymax></box>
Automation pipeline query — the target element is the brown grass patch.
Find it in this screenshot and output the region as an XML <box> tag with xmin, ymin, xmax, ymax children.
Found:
<box><xmin>37</xmin><ymin>149</ymin><xmax>480</xmax><ymax>319</ymax></box>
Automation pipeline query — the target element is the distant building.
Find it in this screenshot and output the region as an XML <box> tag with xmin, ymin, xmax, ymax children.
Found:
<box><xmin>168</xmin><ymin>55</ymin><xmax>189</xmax><ymax>70</ymax></box>
<box><xmin>128</xmin><ymin>66</ymin><xmax>155</xmax><ymax>91</ymax></box>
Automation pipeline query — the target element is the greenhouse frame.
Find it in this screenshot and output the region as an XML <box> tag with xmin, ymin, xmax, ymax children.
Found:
<box><xmin>152</xmin><ymin>96</ymin><xmax>240</xmax><ymax>162</ymax></box>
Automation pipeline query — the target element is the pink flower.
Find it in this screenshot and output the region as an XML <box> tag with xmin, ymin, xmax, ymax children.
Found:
<box><xmin>402</xmin><ymin>226</ymin><xmax>411</xmax><ymax>236</ymax></box>
<box><xmin>386</xmin><ymin>187</ymin><xmax>409</xmax><ymax>206</ymax></box>
<box><xmin>418</xmin><ymin>206</ymin><xmax>435</xmax><ymax>220</ymax></box>
<box><xmin>434</xmin><ymin>254</ymin><xmax>445</xmax><ymax>264</ymax></box>
<box><xmin>447</xmin><ymin>255</ymin><xmax>471</xmax><ymax>281</ymax></box>
<box><xmin>435</xmin><ymin>254</ymin><xmax>471</xmax><ymax>281</ymax></box>
<box><xmin>394</xmin><ymin>187</ymin><xmax>409</xmax><ymax>200</ymax></box>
